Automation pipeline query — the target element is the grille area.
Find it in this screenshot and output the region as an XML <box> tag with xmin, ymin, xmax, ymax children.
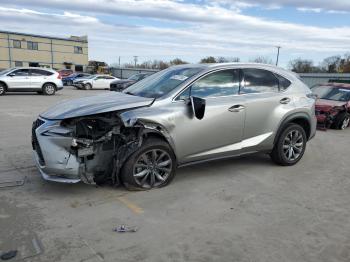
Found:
<box><xmin>32</xmin><ymin>118</ymin><xmax>45</xmax><ymax>166</ymax></box>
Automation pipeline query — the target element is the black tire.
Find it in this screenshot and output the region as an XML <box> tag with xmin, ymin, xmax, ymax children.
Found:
<box><xmin>121</xmin><ymin>138</ymin><xmax>176</xmax><ymax>190</ymax></box>
<box><xmin>37</xmin><ymin>91</ymin><xmax>43</xmax><ymax>95</ymax></box>
<box><xmin>334</xmin><ymin>112</ymin><xmax>350</xmax><ymax>130</ymax></box>
<box><xmin>0</xmin><ymin>82</ymin><xmax>6</xmax><ymax>95</ymax></box>
<box><xmin>84</xmin><ymin>83</ymin><xmax>92</xmax><ymax>90</ymax></box>
<box><xmin>270</xmin><ymin>123</ymin><xmax>307</xmax><ymax>166</ymax></box>
<box><xmin>42</xmin><ymin>83</ymin><xmax>56</xmax><ymax>95</ymax></box>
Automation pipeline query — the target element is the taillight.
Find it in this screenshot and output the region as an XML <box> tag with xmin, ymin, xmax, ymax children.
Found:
<box><xmin>306</xmin><ymin>93</ymin><xmax>317</xmax><ymax>100</ymax></box>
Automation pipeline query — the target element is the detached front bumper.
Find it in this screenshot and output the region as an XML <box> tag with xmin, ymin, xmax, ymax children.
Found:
<box><xmin>32</xmin><ymin>118</ymin><xmax>81</xmax><ymax>183</ymax></box>
<box><xmin>72</xmin><ymin>82</ymin><xmax>85</xmax><ymax>89</ymax></box>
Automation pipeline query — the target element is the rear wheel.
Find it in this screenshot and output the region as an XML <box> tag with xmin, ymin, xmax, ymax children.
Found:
<box><xmin>121</xmin><ymin>138</ymin><xmax>176</xmax><ymax>190</ymax></box>
<box><xmin>335</xmin><ymin>112</ymin><xmax>350</xmax><ymax>130</ymax></box>
<box><xmin>0</xmin><ymin>83</ymin><xmax>6</xmax><ymax>95</ymax></box>
<box><xmin>270</xmin><ymin>123</ymin><xmax>307</xmax><ymax>166</ymax></box>
<box><xmin>42</xmin><ymin>83</ymin><xmax>56</xmax><ymax>95</ymax></box>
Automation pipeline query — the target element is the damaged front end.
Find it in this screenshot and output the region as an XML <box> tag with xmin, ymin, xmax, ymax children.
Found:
<box><xmin>32</xmin><ymin>112</ymin><xmax>145</xmax><ymax>185</ymax></box>
<box><xmin>315</xmin><ymin>105</ymin><xmax>346</xmax><ymax>130</ymax></box>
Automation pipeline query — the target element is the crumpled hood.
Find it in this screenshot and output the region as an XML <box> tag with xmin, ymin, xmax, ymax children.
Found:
<box><xmin>40</xmin><ymin>92</ymin><xmax>154</xmax><ymax>120</ymax></box>
<box><xmin>315</xmin><ymin>99</ymin><xmax>347</xmax><ymax>112</ymax></box>
<box><xmin>73</xmin><ymin>78</ymin><xmax>90</xmax><ymax>82</ymax></box>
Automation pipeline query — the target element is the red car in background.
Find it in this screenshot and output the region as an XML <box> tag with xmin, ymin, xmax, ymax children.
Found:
<box><xmin>58</xmin><ymin>69</ymin><xmax>73</xmax><ymax>78</ymax></box>
<box><xmin>312</xmin><ymin>83</ymin><xmax>350</xmax><ymax>130</ymax></box>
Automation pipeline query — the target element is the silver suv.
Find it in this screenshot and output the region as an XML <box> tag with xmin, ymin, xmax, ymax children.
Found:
<box><xmin>32</xmin><ymin>63</ymin><xmax>316</xmax><ymax>190</ymax></box>
<box><xmin>0</xmin><ymin>67</ymin><xmax>63</xmax><ymax>95</ymax></box>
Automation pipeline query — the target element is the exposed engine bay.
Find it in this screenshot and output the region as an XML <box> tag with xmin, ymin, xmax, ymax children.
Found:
<box><xmin>32</xmin><ymin>110</ymin><xmax>169</xmax><ymax>186</ymax></box>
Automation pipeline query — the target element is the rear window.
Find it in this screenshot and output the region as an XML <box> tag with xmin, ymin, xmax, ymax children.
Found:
<box><xmin>30</xmin><ymin>69</ymin><xmax>54</xmax><ymax>76</ymax></box>
<box><xmin>241</xmin><ymin>69</ymin><xmax>279</xmax><ymax>94</ymax></box>
<box><xmin>275</xmin><ymin>74</ymin><xmax>291</xmax><ymax>90</ymax></box>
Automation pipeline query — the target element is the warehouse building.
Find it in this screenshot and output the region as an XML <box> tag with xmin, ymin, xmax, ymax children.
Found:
<box><xmin>0</xmin><ymin>30</ymin><xmax>88</xmax><ymax>71</ymax></box>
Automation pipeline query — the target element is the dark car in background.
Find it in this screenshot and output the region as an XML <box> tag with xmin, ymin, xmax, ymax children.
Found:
<box><xmin>62</xmin><ymin>73</ymin><xmax>91</xmax><ymax>86</ymax></box>
<box><xmin>312</xmin><ymin>83</ymin><xmax>350</xmax><ymax>130</ymax></box>
<box><xmin>110</xmin><ymin>73</ymin><xmax>153</xmax><ymax>91</ymax></box>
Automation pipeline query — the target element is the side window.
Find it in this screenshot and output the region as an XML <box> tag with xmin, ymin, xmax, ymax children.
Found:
<box><xmin>13</xmin><ymin>40</ymin><xmax>21</xmax><ymax>48</ymax></box>
<box><xmin>105</xmin><ymin>76</ymin><xmax>114</xmax><ymax>79</ymax></box>
<box><xmin>30</xmin><ymin>69</ymin><xmax>53</xmax><ymax>76</ymax></box>
<box><xmin>96</xmin><ymin>76</ymin><xmax>104</xmax><ymax>80</ymax></box>
<box><xmin>190</xmin><ymin>69</ymin><xmax>240</xmax><ymax>98</ymax></box>
<box><xmin>275</xmin><ymin>74</ymin><xmax>291</xmax><ymax>91</ymax></box>
<box><xmin>27</xmin><ymin>41</ymin><xmax>38</xmax><ymax>50</ymax></box>
<box><xmin>11</xmin><ymin>69</ymin><xmax>29</xmax><ymax>76</ymax></box>
<box><xmin>241</xmin><ymin>69</ymin><xmax>279</xmax><ymax>94</ymax></box>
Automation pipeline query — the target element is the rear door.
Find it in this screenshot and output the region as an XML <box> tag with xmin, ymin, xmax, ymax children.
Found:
<box><xmin>240</xmin><ymin>68</ymin><xmax>293</xmax><ymax>152</ymax></box>
<box><xmin>30</xmin><ymin>69</ymin><xmax>53</xmax><ymax>89</ymax></box>
<box><xmin>6</xmin><ymin>69</ymin><xmax>31</xmax><ymax>89</ymax></box>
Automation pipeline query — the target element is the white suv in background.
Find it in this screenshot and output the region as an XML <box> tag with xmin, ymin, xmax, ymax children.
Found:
<box><xmin>0</xmin><ymin>67</ymin><xmax>63</xmax><ymax>96</ymax></box>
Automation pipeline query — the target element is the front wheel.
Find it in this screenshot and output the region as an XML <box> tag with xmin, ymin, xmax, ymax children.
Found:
<box><xmin>84</xmin><ymin>83</ymin><xmax>92</xmax><ymax>90</ymax></box>
<box><xmin>335</xmin><ymin>112</ymin><xmax>350</xmax><ymax>130</ymax></box>
<box><xmin>121</xmin><ymin>138</ymin><xmax>176</xmax><ymax>190</ymax></box>
<box><xmin>270</xmin><ymin>123</ymin><xmax>307</xmax><ymax>166</ymax></box>
<box><xmin>0</xmin><ymin>83</ymin><xmax>6</xmax><ymax>95</ymax></box>
<box><xmin>42</xmin><ymin>83</ymin><xmax>56</xmax><ymax>95</ymax></box>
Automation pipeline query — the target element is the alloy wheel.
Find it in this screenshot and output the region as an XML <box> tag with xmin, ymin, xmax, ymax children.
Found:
<box><xmin>282</xmin><ymin>130</ymin><xmax>304</xmax><ymax>161</ymax></box>
<box><xmin>0</xmin><ymin>85</ymin><xmax>4</xmax><ymax>95</ymax></box>
<box><xmin>133</xmin><ymin>149</ymin><xmax>172</xmax><ymax>188</ymax></box>
<box><xmin>341</xmin><ymin>117</ymin><xmax>350</xmax><ymax>130</ymax></box>
<box><xmin>45</xmin><ymin>84</ymin><xmax>55</xmax><ymax>95</ymax></box>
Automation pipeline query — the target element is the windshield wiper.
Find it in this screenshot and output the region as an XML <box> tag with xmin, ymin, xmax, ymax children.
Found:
<box><xmin>125</xmin><ymin>91</ymin><xmax>135</xmax><ymax>96</ymax></box>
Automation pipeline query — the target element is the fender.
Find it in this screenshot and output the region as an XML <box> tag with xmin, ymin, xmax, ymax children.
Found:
<box><xmin>274</xmin><ymin>112</ymin><xmax>312</xmax><ymax>145</ymax></box>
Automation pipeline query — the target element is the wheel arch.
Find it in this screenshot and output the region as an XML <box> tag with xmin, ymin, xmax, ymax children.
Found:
<box><xmin>274</xmin><ymin>113</ymin><xmax>312</xmax><ymax>145</ymax></box>
<box><xmin>0</xmin><ymin>81</ymin><xmax>8</xmax><ymax>90</ymax></box>
<box><xmin>142</xmin><ymin>127</ymin><xmax>178</xmax><ymax>163</ymax></box>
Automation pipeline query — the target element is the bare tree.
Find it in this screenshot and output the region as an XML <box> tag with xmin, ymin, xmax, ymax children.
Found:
<box><xmin>169</xmin><ymin>58</ymin><xmax>188</xmax><ymax>65</ymax></box>
<box><xmin>250</xmin><ymin>56</ymin><xmax>273</xmax><ymax>64</ymax></box>
<box><xmin>200</xmin><ymin>56</ymin><xmax>217</xmax><ymax>63</ymax></box>
<box><xmin>288</xmin><ymin>58</ymin><xmax>315</xmax><ymax>73</ymax></box>
<box><xmin>321</xmin><ymin>56</ymin><xmax>341</xmax><ymax>73</ymax></box>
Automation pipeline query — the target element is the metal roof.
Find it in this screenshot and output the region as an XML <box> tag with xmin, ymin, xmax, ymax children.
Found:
<box><xmin>0</xmin><ymin>30</ymin><xmax>88</xmax><ymax>43</ymax></box>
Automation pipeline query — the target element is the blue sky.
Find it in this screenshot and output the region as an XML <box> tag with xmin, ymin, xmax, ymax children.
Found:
<box><xmin>0</xmin><ymin>0</ymin><xmax>349</xmax><ymax>68</ymax></box>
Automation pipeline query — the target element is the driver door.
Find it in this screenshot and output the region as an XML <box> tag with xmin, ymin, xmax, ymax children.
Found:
<box><xmin>171</xmin><ymin>69</ymin><xmax>246</xmax><ymax>163</ymax></box>
<box><xmin>93</xmin><ymin>76</ymin><xmax>105</xmax><ymax>89</ymax></box>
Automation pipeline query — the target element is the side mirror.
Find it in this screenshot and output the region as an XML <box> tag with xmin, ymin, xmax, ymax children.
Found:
<box><xmin>8</xmin><ymin>73</ymin><xmax>15</xmax><ymax>77</ymax></box>
<box><xmin>190</xmin><ymin>96</ymin><xmax>206</xmax><ymax>120</ymax></box>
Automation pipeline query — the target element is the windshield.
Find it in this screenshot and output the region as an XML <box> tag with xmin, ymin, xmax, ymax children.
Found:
<box><xmin>0</xmin><ymin>69</ymin><xmax>13</xmax><ymax>75</ymax></box>
<box><xmin>123</xmin><ymin>67</ymin><xmax>204</xmax><ymax>98</ymax></box>
<box><xmin>85</xmin><ymin>75</ymin><xmax>97</xmax><ymax>79</ymax></box>
<box><xmin>128</xmin><ymin>74</ymin><xmax>143</xmax><ymax>81</ymax></box>
<box><xmin>312</xmin><ymin>85</ymin><xmax>350</xmax><ymax>102</ymax></box>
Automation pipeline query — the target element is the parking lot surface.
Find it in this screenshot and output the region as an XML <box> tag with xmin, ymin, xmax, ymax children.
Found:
<box><xmin>0</xmin><ymin>87</ymin><xmax>349</xmax><ymax>262</ymax></box>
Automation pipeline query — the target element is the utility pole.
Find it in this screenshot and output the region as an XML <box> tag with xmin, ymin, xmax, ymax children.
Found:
<box><xmin>118</xmin><ymin>56</ymin><xmax>121</xmax><ymax>68</ymax></box>
<box><xmin>275</xmin><ymin>46</ymin><xmax>281</xmax><ymax>66</ymax></box>
<box><xmin>133</xmin><ymin>56</ymin><xmax>138</xmax><ymax>68</ymax></box>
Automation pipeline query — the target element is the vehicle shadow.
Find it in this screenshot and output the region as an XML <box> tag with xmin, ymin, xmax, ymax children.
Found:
<box><xmin>30</xmin><ymin>153</ymin><xmax>275</xmax><ymax>198</ymax></box>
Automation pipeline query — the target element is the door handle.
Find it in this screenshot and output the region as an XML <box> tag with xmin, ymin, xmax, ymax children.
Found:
<box><xmin>280</xmin><ymin>97</ymin><xmax>291</xmax><ymax>104</ymax></box>
<box><xmin>228</xmin><ymin>105</ymin><xmax>245</xmax><ymax>112</ymax></box>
